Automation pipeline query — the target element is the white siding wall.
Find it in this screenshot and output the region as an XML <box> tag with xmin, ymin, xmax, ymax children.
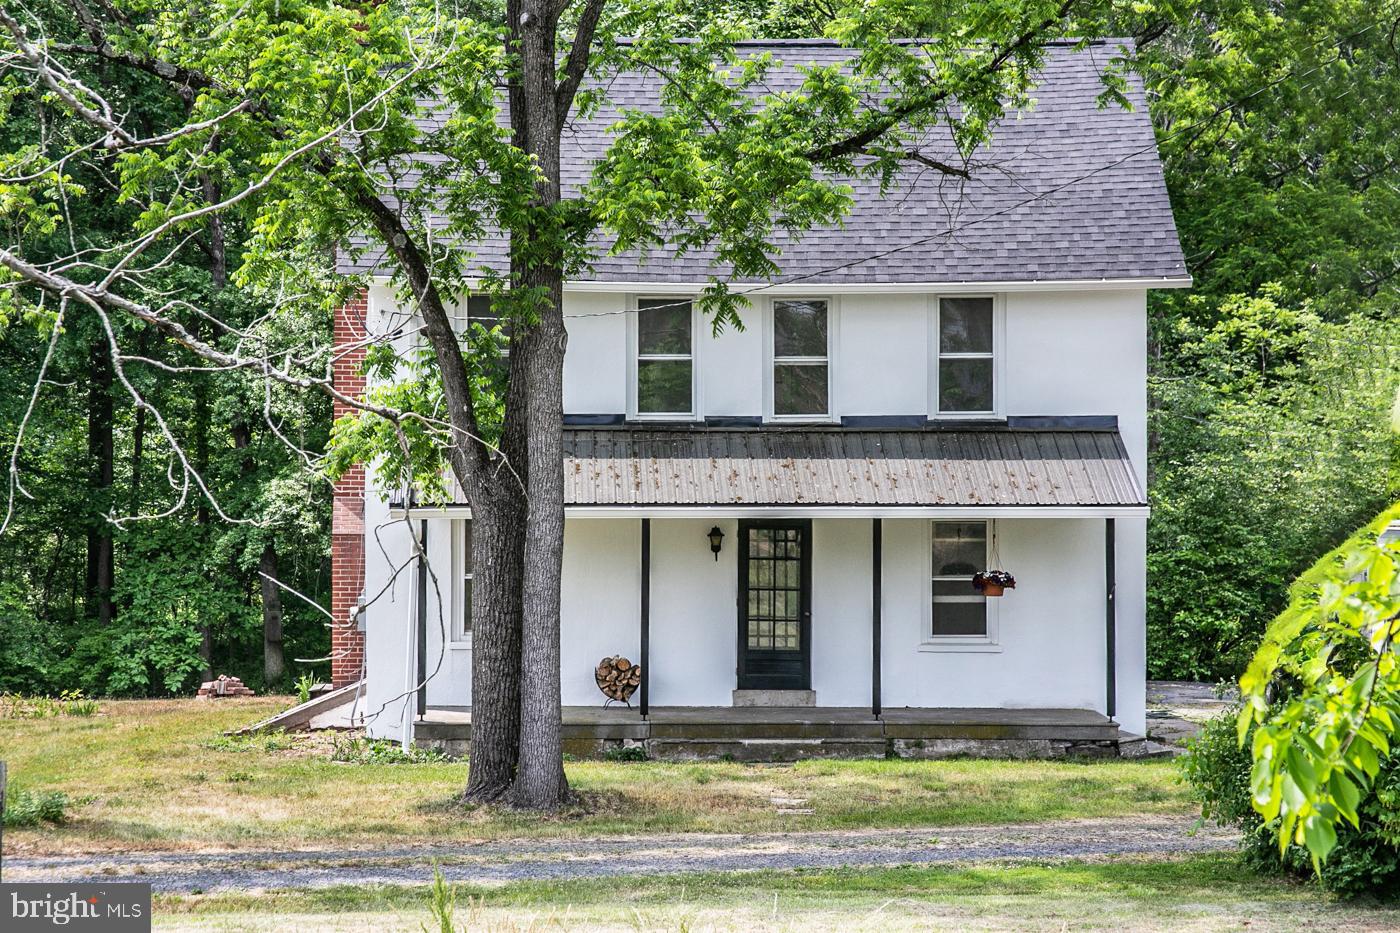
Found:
<box><xmin>363</xmin><ymin>285</ymin><xmax>1151</xmax><ymax>740</ymax></box>
<box><xmin>368</xmin><ymin>515</ymin><xmax>1142</xmax><ymax>737</ymax></box>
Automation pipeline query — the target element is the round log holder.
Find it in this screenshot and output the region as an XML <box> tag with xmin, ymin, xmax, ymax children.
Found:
<box><xmin>595</xmin><ymin>655</ymin><xmax>642</xmax><ymax>708</ymax></box>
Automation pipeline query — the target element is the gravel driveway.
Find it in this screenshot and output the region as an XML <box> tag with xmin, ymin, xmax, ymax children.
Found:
<box><xmin>3</xmin><ymin>816</ymin><xmax>1237</xmax><ymax>894</ymax></box>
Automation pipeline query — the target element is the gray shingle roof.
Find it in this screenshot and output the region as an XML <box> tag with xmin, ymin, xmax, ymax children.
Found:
<box><xmin>560</xmin><ymin>426</ymin><xmax>1146</xmax><ymax>507</ymax></box>
<box><xmin>341</xmin><ymin>40</ymin><xmax>1186</xmax><ymax>286</ymax></box>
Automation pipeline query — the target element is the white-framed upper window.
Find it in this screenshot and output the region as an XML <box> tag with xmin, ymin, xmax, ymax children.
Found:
<box><xmin>453</xmin><ymin>294</ymin><xmax>510</xmax><ymax>383</ymax></box>
<box><xmin>632</xmin><ymin>297</ymin><xmax>695</xmax><ymax>418</ymax></box>
<box><xmin>924</xmin><ymin>519</ymin><xmax>999</xmax><ymax>650</ymax></box>
<box><xmin>934</xmin><ymin>296</ymin><xmax>997</xmax><ymax>415</ymax></box>
<box><xmin>452</xmin><ymin>520</ymin><xmax>473</xmax><ymax>645</ymax></box>
<box><xmin>771</xmin><ymin>298</ymin><xmax>832</xmax><ymax>420</ymax></box>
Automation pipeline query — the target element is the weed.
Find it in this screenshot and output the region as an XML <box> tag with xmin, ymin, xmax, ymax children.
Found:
<box><xmin>1</xmin><ymin>691</ymin><xmax>99</xmax><ymax>719</ymax></box>
<box><xmin>294</xmin><ymin>674</ymin><xmax>318</xmax><ymax>706</ymax></box>
<box><xmin>423</xmin><ymin>866</ymin><xmax>457</xmax><ymax>932</ymax></box>
<box><xmin>4</xmin><ymin>789</ymin><xmax>70</xmax><ymax>827</ymax></box>
<box><xmin>330</xmin><ymin>735</ymin><xmax>450</xmax><ymax>765</ymax></box>
<box><xmin>602</xmin><ymin>745</ymin><xmax>648</xmax><ymax>763</ymax></box>
<box><xmin>203</xmin><ymin>731</ymin><xmax>291</xmax><ymax>754</ymax></box>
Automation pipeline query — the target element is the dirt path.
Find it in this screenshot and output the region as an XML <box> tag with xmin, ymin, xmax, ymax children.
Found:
<box><xmin>4</xmin><ymin>816</ymin><xmax>1237</xmax><ymax>893</ymax></box>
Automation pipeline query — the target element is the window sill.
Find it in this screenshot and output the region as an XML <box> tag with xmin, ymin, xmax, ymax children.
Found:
<box><xmin>448</xmin><ymin>639</ymin><xmax>473</xmax><ymax>651</ymax></box>
<box><xmin>918</xmin><ymin>640</ymin><xmax>1003</xmax><ymax>653</ymax></box>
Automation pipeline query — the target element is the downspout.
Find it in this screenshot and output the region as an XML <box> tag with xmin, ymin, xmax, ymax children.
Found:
<box><xmin>871</xmin><ymin>518</ymin><xmax>882</xmax><ymax>718</ymax></box>
<box><xmin>640</xmin><ymin>518</ymin><xmax>650</xmax><ymax>719</ymax></box>
<box><xmin>1105</xmin><ymin>518</ymin><xmax>1117</xmax><ymax>721</ymax></box>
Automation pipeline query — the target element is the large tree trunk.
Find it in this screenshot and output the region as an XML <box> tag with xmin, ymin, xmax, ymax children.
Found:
<box><xmin>462</xmin><ymin>484</ymin><xmax>527</xmax><ymax>801</ymax></box>
<box><xmin>511</xmin><ymin>274</ymin><xmax>569</xmax><ymax>809</ymax></box>
<box><xmin>86</xmin><ymin>339</ymin><xmax>115</xmax><ymax>626</ymax></box>
<box><xmin>506</xmin><ymin>0</ymin><xmax>570</xmax><ymax>809</ymax></box>
<box><xmin>259</xmin><ymin>543</ymin><xmax>286</xmax><ymax>685</ymax></box>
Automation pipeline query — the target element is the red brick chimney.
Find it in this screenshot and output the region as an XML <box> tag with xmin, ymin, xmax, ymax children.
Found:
<box><xmin>330</xmin><ymin>291</ymin><xmax>369</xmax><ymax>687</ymax></box>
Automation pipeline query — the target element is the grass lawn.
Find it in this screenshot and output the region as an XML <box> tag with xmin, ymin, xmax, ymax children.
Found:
<box><xmin>154</xmin><ymin>855</ymin><xmax>1400</xmax><ymax>931</ymax></box>
<box><xmin>1</xmin><ymin>698</ymin><xmax>1192</xmax><ymax>854</ymax></box>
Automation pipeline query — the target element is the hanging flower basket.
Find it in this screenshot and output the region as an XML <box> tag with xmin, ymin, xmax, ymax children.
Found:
<box><xmin>973</xmin><ymin>570</ymin><xmax>1016</xmax><ymax>597</ymax></box>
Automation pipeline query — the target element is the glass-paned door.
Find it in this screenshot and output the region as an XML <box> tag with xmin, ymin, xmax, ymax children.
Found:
<box><xmin>738</xmin><ymin>520</ymin><xmax>812</xmax><ymax>690</ymax></box>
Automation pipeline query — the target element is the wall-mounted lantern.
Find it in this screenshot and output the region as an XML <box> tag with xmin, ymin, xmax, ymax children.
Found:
<box><xmin>707</xmin><ymin>526</ymin><xmax>725</xmax><ymax>561</ymax></box>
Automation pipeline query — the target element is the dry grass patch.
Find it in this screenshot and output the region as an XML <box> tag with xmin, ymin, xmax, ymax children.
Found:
<box><xmin>152</xmin><ymin>855</ymin><xmax>1400</xmax><ymax>931</ymax></box>
<box><xmin>1</xmin><ymin>699</ymin><xmax>1192</xmax><ymax>854</ymax></box>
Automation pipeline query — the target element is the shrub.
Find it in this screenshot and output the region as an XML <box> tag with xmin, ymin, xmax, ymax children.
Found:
<box><xmin>4</xmin><ymin>789</ymin><xmax>70</xmax><ymax>827</ymax></box>
<box><xmin>330</xmin><ymin>735</ymin><xmax>449</xmax><ymax>764</ymax></box>
<box><xmin>1182</xmin><ymin>706</ymin><xmax>1400</xmax><ymax>898</ymax></box>
<box><xmin>0</xmin><ymin>691</ymin><xmax>100</xmax><ymax>719</ymax></box>
<box><xmin>602</xmin><ymin>744</ymin><xmax>648</xmax><ymax>762</ymax></box>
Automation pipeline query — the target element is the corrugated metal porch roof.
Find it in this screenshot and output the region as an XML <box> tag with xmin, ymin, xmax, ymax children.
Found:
<box><xmin>561</xmin><ymin>427</ymin><xmax>1145</xmax><ymax>508</ymax></box>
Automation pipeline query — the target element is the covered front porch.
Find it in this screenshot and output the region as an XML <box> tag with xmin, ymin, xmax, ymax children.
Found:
<box><xmin>373</xmin><ymin>421</ymin><xmax>1150</xmax><ymax>751</ymax></box>
<box><xmin>413</xmin><ymin>705</ymin><xmax>1125</xmax><ymax>761</ymax></box>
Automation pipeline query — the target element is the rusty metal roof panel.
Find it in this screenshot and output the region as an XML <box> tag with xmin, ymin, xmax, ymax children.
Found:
<box><xmin>559</xmin><ymin>427</ymin><xmax>1145</xmax><ymax>508</ymax></box>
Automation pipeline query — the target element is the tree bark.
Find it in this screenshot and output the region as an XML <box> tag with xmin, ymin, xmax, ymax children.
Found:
<box><xmin>86</xmin><ymin>339</ymin><xmax>115</xmax><ymax>626</ymax></box>
<box><xmin>259</xmin><ymin>543</ymin><xmax>286</xmax><ymax>685</ymax></box>
<box><xmin>461</xmin><ymin>483</ymin><xmax>526</xmax><ymax>801</ymax></box>
<box><xmin>506</xmin><ymin>0</ymin><xmax>570</xmax><ymax>810</ymax></box>
<box><xmin>196</xmin><ymin>167</ymin><xmax>225</xmax><ymax>682</ymax></box>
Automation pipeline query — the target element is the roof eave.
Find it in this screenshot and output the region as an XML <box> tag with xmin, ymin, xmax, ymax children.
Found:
<box><xmin>362</xmin><ymin>274</ymin><xmax>1193</xmax><ymax>293</ymax></box>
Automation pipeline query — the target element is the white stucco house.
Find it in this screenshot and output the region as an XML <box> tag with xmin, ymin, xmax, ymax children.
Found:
<box><xmin>328</xmin><ymin>39</ymin><xmax>1189</xmax><ymax>759</ymax></box>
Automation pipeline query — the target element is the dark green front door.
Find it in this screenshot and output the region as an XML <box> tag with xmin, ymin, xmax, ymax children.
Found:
<box><xmin>737</xmin><ymin>520</ymin><xmax>812</xmax><ymax>690</ymax></box>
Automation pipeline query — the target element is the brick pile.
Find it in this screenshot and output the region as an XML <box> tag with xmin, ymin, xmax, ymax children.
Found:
<box><xmin>196</xmin><ymin>675</ymin><xmax>256</xmax><ymax>698</ymax></box>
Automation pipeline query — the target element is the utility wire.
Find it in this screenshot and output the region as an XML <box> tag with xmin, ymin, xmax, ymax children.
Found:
<box><xmin>535</xmin><ymin>20</ymin><xmax>1384</xmax><ymax>321</ymax></box>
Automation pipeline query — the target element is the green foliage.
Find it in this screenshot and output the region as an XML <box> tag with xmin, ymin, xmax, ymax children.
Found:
<box><xmin>1237</xmin><ymin>503</ymin><xmax>1400</xmax><ymax>869</ymax></box>
<box><xmin>3</xmin><ymin>788</ymin><xmax>70</xmax><ymax>827</ymax></box>
<box><xmin>602</xmin><ymin>744</ymin><xmax>649</xmax><ymax>762</ymax></box>
<box><xmin>1184</xmin><ymin>706</ymin><xmax>1400</xmax><ymax>898</ymax></box>
<box><xmin>0</xmin><ymin>690</ymin><xmax>98</xmax><ymax>718</ymax></box>
<box><xmin>295</xmin><ymin>674</ymin><xmax>316</xmax><ymax>705</ymax></box>
<box><xmin>422</xmin><ymin>866</ymin><xmax>459</xmax><ymax>933</ymax></box>
<box><xmin>1132</xmin><ymin>0</ymin><xmax>1400</xmax><ymax>679</ymax></box>
<box><xmin>1147</xmin><ymin>298</ymin><xmax>1399</xmax><ymax>679</ymax></box>
<box><xmin>330</xmin><ymin>735</ymin><xmax>451</xmax><ymax>765</ymax></box>
<box><xmin>1181</xmin><ymin>705</ymin><xmax>1257</xmax><ymax>827</ymax></box>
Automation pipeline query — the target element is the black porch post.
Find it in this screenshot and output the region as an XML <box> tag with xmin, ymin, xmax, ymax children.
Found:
<box><xmin>872</xmin><ymin>518</ymin><xmax>882</xmax><ymax>718</ymax></box>
<box><xmin>1105</xmin><ymin>517</ymin><xmax>1117</xmax><ymax>720</ymax></box>
<box><xmin>640</xmin><ymin>518</ymin><xmax>650</xmax><ymax>718</ymax></box>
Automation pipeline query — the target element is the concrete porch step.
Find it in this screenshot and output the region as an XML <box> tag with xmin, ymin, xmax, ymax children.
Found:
<box><xmin>414</xmin><ymin>705</ymin><xmax>1122</xmax><ymax>761</ymax></box>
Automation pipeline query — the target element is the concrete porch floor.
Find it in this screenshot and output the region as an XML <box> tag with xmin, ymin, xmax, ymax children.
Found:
<box><xmin>414</xmin><ymin>706</ymin><xmax>1122</xmax><ymax>761</ymax></box>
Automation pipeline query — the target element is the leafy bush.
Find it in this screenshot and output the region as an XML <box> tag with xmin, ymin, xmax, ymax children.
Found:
<box><xmin>1148</xmin><ymin>300</ymin><xmax>1400</xmax><ymax>680</ymax></box>
<box><xmin>330</xmin><ymin>735</ymin><xmax>449</xmax><ymax>765</ymax></box>
<box><xmin>4</xmin><ymin>789</ymin><xmax>70</xmax><ymax>827</ymax></box>
<box><xmin>602</xmin><ymin>744</ymin><xmax>648</xmax><ymax>762</ymax></box>
<box><xmin>1182</xmin><ymin>707</ymin><xmax>1400</xmax><ymax>898</ymax></box>
<box><xmin>1</xmin><ymin>691</ymin><xmax>100</xmax><ymax>718</ymax></box>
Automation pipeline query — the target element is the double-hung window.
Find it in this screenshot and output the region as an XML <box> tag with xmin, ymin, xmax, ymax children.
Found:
<box><xmin>772</xmin><ymin>299</ymin><xmax>830</xmax><ymax>418</ymax></box>
<box><xmin>930</xmin><ymin>520</ymin><xmax>991</xmax><ymax>642</ymax></box>
<box><xmin>453</xmin><ymin>520</ymin><xmax>473</xmax><ymax>643</ymax></box>
<box><xmin>635</xmin><ymin>298</ymin><xmax>693</xmax><ymax>417</ymax></box>
<box><xmin>459</xmin><ymin>294</ymin><xmax>510</xmax><ymax>386</ymax></box>
<box><xmin>936</xmin><ymin>297</ymin><xmax>995</xmax><ymax>414</ymax></box>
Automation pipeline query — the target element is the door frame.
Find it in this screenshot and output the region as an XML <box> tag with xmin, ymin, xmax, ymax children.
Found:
<box><xmin>736</xmin><ymin>518</ymin><xmax>813</xmax><ymax>690</ymax></box>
